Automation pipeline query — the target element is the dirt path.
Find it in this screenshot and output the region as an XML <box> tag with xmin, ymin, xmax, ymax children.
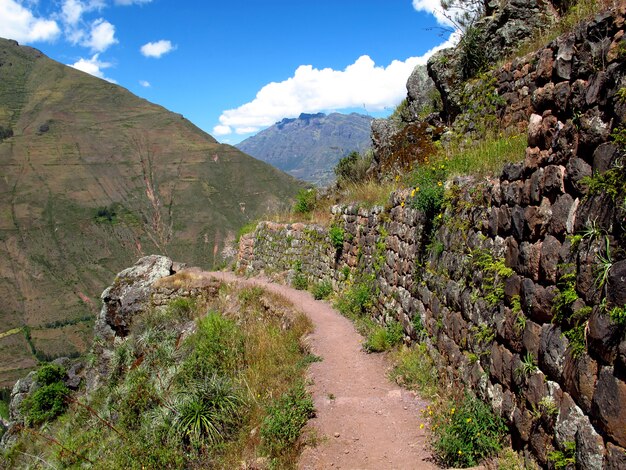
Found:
<box><xmin>209</xmin><ymin>272</ymin><xmax>437</xmax><ymax>470</ymax></box>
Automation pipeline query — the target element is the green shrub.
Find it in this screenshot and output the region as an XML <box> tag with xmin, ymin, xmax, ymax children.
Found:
<box><xmin>409</xmin><ymin>163</ymin><xmax>448</xmax><ymax>219</ymax></box>
<box><xmin>311</xmin><ymin>280</ymin><xmax>333</xmax><ymax>300</ymax></box>
<box><xmin>610</xmin><ymin>304</ymin><xmax>626</xmax><ymax>326</ymax></box>
<box><xmin>548</xmin><ymin>441</ymin><xmax>576</xmax><ymax>469</ymax></box>
<box><xmin>334</xmin><ymin>281</ymin><xmax>373</xmax><ymax>317</ymax></box>
<box><xmin>172</xmin><ymin>375</ymin><xmax>243</xmax><ymax>447</ymax></box>
<box><xmin>430</xmin><ymin>393</ymin><xmax>506</xmax><ymax>467</ymax></box>
<box><xmin>364</xmin><ymin>320</ymin><xmax>404</xmax><ymax>352</ymax></box>
<box><xmin>35</xmin><ymin>363</ymin><xmax>66</xmax><ymax>386</ymax></box>
<box><xmin>293</xmin><ymin>188</ymin><xmax>317</xmax><ymax>214</ymax></box>
<box><xmin>390</xmin><ymin>344</ymin><xmax>439</xmax><ymax>399</ymax></box>
<box><xmin>21</xmin><ymin>382</ymin><xmax>69</xmax><ymax>426</ymax></box>
<box><xmin>328</xmin><ymin>225</ymin><xmax>345</xmax><ymax>250</ymax></box>
<box><xmin>459</xmin><ymin>25</ymin><xmax>489</xmax><ymax>80</ymax></box>
<box><xmin>261</xmin><ymin>383</ymin><xmax>314</xmax><ymax>456</ymax></box>
<box><xmin>334</xmin><ymin>150</ymin><xmax>373</xmax><ymax>185</ymax></box>
<box><xmin>182</xmin><ymin>312</ymin><xmax>244</xmax><ymax>380</ymax></box>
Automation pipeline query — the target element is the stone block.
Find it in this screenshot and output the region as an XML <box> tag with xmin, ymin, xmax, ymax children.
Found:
<box><xmin>587</xmin><ymin>306</ymin><xmax>621</xmax><ymax>364</ymax></box>
<box><xmin>540</xmin><ymin>235</ymin><xmax>561</xmax><ymax>284</ymax></box>
<box><xmin>576</xmin><ymin>416</ymin><xmax>605</xmax><ymax>470</ymax></box>
<box><xmin>518</xmin><ymin>242</ymin><xmax>542</xmax><ymax>283</ymax></box>
<box><xmin>605</xmin><ymin>442</ymin><xmax>626</xmax><ymax>470</ymax></box>
<box><xmin>550</xmin><ymin>193</ymin><xmax>575</xmax><ymax>236</ymax></box>
<box><xmin>523</xmin><ymin>319</ymin><xmax>542</xmax><ymax>360</ymax></box>
<box><xmin>539</xmin><ymin>323</ymin><xmax>567</xmax><ymax>381</ymax></box>
<box><xmin>592</xmin><ymin>366</ymin><xmax>626</xmax><ymax>447</ymax></box>
<box><xmin>542</xmin><ymin>165</ymin><xmax>566</xmax><ymax>198</ymax></box>
<box><xmin>563</xmin><ymin>352</ymin><xmax>598</xmax><ymax>414</ymax></box>
<box><xmin>592</xmin><ymin>142</ymin><xmax>619</xmax><ymax>174</ymax></box>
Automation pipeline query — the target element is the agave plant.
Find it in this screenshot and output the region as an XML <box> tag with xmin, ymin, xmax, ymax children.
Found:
<box><xmin>171</xmin><ymin>374</ymin><xmax>244</xmax><ymax>447</ymax></box>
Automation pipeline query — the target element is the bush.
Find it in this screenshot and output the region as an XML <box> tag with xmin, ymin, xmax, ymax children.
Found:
<box><xmin>328</xmin><ymin>225</ymin><xmax>345</xmax><ymax>250</ymax></box>
<box><xmin>390</xmin><ymin>344</ymin><xmax>439</xmax><ymax>399</ymax></box>
<box><xmin>334</xmin><ymin>151</ymin><xmax>372</xmax><ymax>185</ymax></box>
<box><xmin>409</xmin><ymin>164</ymin><xmax>448</xmax><ymax>219</ymax></box>
<box><xmin>21</xmin><ymin>382</ymin><xmax>69</xmax><ymax>426</ymax></box>
<box><xmin>430</xmin><ymin>393</ymin><xmax>506</xmax><ymax>467</ymax></box>
<box><xmin>293</xmin><ymin>188</ymin><xmax>317</xmax><ymax>214</ymax></box>
<box><xmin>35</xmin><ymin>363</ymin><xmax>66</xmax><ymax>386</ymax></box>
<box><xmin>459</xmin><ymin>25</ymin><xmax>489</xmax><ymax>80</ymax></box>
<box><xmin>182</xmin><ymin>312</ymin><xmax>244</xmax><ymax>380</ymax></box>
<box><xmin>364</xmin><ymin>320</ymin><xmax>404</xmax><ymax>352</ymax></box>
<box><xmin>261</xmin><ymin>383</ymin><xmax>314</xmax><ymax>456</ymax></box>
<box><xmin>312</xmin><ymin>280</ymin><xmax>333</xmax><ymax>300</ymax></box>
<box><xmin>334</xmin><ymin>281</ymin><xmax>372</xmax><ymax>317</ymax></box>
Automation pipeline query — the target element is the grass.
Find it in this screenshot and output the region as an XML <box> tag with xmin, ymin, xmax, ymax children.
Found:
<box><xmin>4</xmin><ymin>284</ymin><xmax>316</xmax><ymax>469</ymax></box>
<box><xmin>390</xmin><ymin>344</ymin><xmax>439</xmax><ymax>399</ymax></box>
<box><xmin>429</xmin><ymin>392</ymin><xmax>507</xmax><ymax>468</ymax></box>
<box><xmin>436</xmin><ymin>132</ymin><xmax>527</xmax><ymax>179</ymax></box>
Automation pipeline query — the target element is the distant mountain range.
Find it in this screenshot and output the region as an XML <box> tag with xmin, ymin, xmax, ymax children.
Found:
<box><xmin>236</xmin><ymin>112</ymin><xmax>373</xmax><ymax>185</ymax></box>
<box><xmin>0</xmin><ymin>38</ymin><xmax>301</xmax><ymax>387</ymax></box>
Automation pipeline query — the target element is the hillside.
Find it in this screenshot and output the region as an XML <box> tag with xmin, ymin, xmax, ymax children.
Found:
<box><xmin>0</xmin><ymin>38</ymin><xmax>301</xmax><ymax>387</ymax></box>
<box><xmin>236</xmin><ymin>112</ymin><xmax>373</xmax><ymax>185</ymax></box>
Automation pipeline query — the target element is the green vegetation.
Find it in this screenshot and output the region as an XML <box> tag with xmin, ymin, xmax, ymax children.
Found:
<box><xmin>430</xmin><ymin>392</ymin><xmax>507</xmax><ymax>468</ymax></box>
<box><xmin>329</xmin><ymin>225</ymin><xmax>345</xmax><ymax>250</ymax></box>
<box><xmin>236</xmin><ymin>220</ymin><xmax>259</xmax><ymax>242</ymax></box>
<box><xmin>516</xmin><ymin>352</ymin><xmax>538</xmax><ymax>379</ymax></box>
<box><xmin>459</xmin><ymin>25</ymin><xmax>488</xmax><ymax>80</ymax></box>
<box><xmin>334</xmin><ymin>279</ymin><xmax>373</xmax><ymax>318</ymax></box>
<box><xmin>5</xmin><ymin>287</ymin><xmax>315</xmax><ymax>469</ymax></box>
<box><xmin>409</xmin><ymin>163</ymin><xmax>448</xmax><ymax>219</ymax></box>
<box><xmin>548</xmin><ymin>441</ymin><xmax>577</xmax><ymax>469</ymax></box>
<box><xmin>20</xmin><ymin>363</ymin><xmax>69</xmax><ymax>426</ymax></box>
<box><xmin>260</xmin><ymin>382</ymin><xmax>315</xmax><ymax>458</ymax></box>
<box><xmin>390</xmin><ymin>344</ymin><xmax>439</xmax><ymax>399</ymax></box>
<box><xmin>294</xmin><ymin>188</ymin><xmax>317</xmax><ymax>214</ymax></box>
<box><xmin>609</xmin><ymin>304</ymin><xmax>626</xmax><ymax>326</ymax></box>
<box><xmin>334</xmin><ymin>150</ymin><xmax>373</xmax><ymax>186</ymax></box>
<box><xmin>469</xmin><ymin>249</ymin><xmax>514</xmax><ymax>306</ymax></box>
<box><xmin>364</xmin><ymin>320</ymin><xmax>404</xmax><ymax>352</ymax></box>
<box><xmin>311</xmin><ymin>279</ymin><xmax>333</xmax><ymax>300</ymax></box>
<box><xmin>292</xmin><ymin>260</ymin><xmax>309</xmax><ymax>291</ymax></box>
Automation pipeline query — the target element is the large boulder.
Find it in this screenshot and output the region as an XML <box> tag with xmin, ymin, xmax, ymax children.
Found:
<box><xmin>95</xmin><ymin>255</ymin><xmax>174</xmax><ymax>341</ymax></box>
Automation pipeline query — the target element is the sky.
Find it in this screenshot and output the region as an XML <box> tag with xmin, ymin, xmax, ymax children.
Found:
<box><xmin>0</xmin><ymin>0</ymin><xmax>459</xmax><ymax>144</ymax></box>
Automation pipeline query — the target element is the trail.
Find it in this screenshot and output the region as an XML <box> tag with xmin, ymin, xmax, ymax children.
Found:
<box><xmin>209</xmin><ymin>272</ymin><xmax>437</xmax><ymax>470</ymax></box>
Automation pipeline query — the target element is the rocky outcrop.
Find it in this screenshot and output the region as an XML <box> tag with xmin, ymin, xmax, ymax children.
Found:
<box><xmin>95</xmin><ymin>255</ymin><xmax>175</xmax><ymax>341</ymax></box>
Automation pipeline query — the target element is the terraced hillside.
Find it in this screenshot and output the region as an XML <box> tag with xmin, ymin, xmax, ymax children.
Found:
<box><xmin>0</xmin><ymin>38</ymin><xmax>301</xmax><ymax>387</ymax></box>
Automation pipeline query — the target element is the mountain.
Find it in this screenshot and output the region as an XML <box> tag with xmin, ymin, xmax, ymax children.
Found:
<box><xmin>0</xmin><ymin>38</ymin><xmax>301</xmax><ymax>387</ymax></box>
<box><xmin>236</xmin><ymin>112</ymin><xmax>373</xmax><ymax>185</ymax></box>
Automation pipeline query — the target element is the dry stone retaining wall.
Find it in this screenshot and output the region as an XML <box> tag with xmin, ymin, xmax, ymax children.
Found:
<box><xmin>238</xmin><ymin>8</ymin><xmax>626</xmax><ymax>469</ymax></box>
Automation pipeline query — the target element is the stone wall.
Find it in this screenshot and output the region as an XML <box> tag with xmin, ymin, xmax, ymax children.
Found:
<box><xmin>238</xmin><ymin>8</ymin><xmax>626</xmax><ymax>469</ymax></box>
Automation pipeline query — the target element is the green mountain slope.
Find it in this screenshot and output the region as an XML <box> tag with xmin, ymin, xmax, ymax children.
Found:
<box><xmin>0</xmin><ymin>38</ymin><xmax>301</xmax><ymax>387</ymax></box>
<box><xmin>236</xmin><ymin>112</ymin><xmax>373</xmax><ymax>186</ymax></box>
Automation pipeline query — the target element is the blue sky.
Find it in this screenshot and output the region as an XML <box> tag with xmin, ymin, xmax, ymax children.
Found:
<box><xmin>0</xmin><ymin>1</ymin><xmax>457</xmax><ymax>143</ymax></box>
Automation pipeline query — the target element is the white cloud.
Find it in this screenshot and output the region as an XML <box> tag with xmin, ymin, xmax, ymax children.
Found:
<box><xmin>412</xmin><ymin>0</ymin><xmax>481</xmax><ymax>29</ymax></box>
<box><xmin>139</xmin><ymin>80</ymin><xmax>151</xmax><ymax>87</ymax></box>
<box><xmin>70</xmin><ymin>53</ymin><xmax>116</xmax><ymax>82</ymax></box>
<box><xmin>83</xmin><ymin>18</ymin><xmax>116</xmax><ymax>52</ymax></box>
<box><xmin>0</xmin><ymin>0</ymin><xmax>60</xmax><ymax>43</ymax></box>
<box><xmin>140</xmin><ymin>39</ymin><xmax>175</xmax><ymax>58</ymax></box>
<box><xmin>60</xmin><ymin>0</ymin><xmax>105</xmax><ymax>25</ymax></box>
<box><xmin>213</xmin><ymin>37</ymin><xmax>456</xmax><ymax>136</ymax></box>
<box><xmin>213</xmin><ymin>125</ymin><xmax>232</xmax><ymax>136</ymax></box>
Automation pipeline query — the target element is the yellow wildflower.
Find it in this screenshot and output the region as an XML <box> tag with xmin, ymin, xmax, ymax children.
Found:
<box><xmin>466</xmin><ymin>418</ymin><xmax>472</xmax><ymax>423</ymax></box>
<box><xmin>458</xmin><ymin>450</ymin><xmax>463</xmax><ymax>455</ymax></box>
<box><xmin>450</xmin><ymin>407</ymin><xmax>455</xmax><ymax>414</ymax></box>
<box><xmin>437</xmin><ymin>181</ymin><xmax>443</xmax><ymax>187</ymax></box>
<box><xmin>420</xmin><ymin>423</ymin><xmax>425</xmax><ymax>429</ymax></box>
